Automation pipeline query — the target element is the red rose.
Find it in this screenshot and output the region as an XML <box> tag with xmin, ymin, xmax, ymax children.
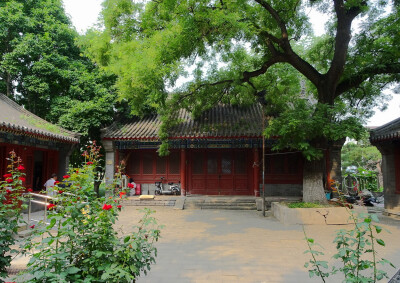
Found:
<box><xmin>47</xmin><ymin>203</ymin><xmax>56</xmax><ymax>210</ymax></box>
<box><xmin>119</xmin><ymin>192</ymin><xmax>126</xmax><ymax>198</ymax></box>
<box><xmin>3</xmin><ymin>173</ymin><xmax>12</xmax><ymax>178</ymax></box>
<box><xmin>17</xmin><ymin>165</ymin><xmax>25</xmax><ymax>170</ymax></box>
<box><xmin>86</xmin><ymin>161</ymin><xmax>93</xmax><ymax>165</ymax></box>
<box><xmin>63</xmin><ymin>175</ymin><xmax>70</xmax><ymax>179</ymax></box>
<box><xmin>6</xmin><ymin>189</ymin><xmax>11</xmax><ymax>194</ymax></box>
<box><xmin>27</xmin><ymin>188</ymin><xmax>33</xmax><ymax>192</ymax></box>
<box><xmin>102</xmin><ymin>204</ymin><xmax>112</xmax><ymax>210</ymax></box>
<box><xmin>127</xmin><ymin>183</ymin><xmax>134</xmax><ymax>188</ymax></box>
<box><xmin>6</xmin><ymin>178</ymin><xmax>13</xmax><ymax>183</ymax></box>
<box><xmin>30</xmin><ymin>225</ymin><xmax>35</xmax><ymax>229</ymax></box>
<box><xmin>54</xmin><ymin>181</ymin><xmax>60</xmax><ymax>185</ymax></box>
<box><xmin>117</xmin><ymin>205</ymin><xmax>122</xmax><ymax>210</ymax></box>
<box><xmin>58</xmin><ymin>190</ymin><xmax>64</xmax><ymax>194</ymax></box>
<box><xmin>19</xmin><ymin>177</ymin><xmax>26</xmax><ymax>182</ymax></box>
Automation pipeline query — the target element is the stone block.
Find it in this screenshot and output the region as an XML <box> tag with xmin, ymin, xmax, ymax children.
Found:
<box><xmin>271</xmin><ymin>202</ymin><xmax>367</xmax><ymax>225</ymax></box>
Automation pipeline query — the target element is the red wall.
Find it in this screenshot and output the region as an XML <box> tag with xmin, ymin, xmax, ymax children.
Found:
<box><xmin>0</xmin><ymin>143</ymin><xmax>59</xmax><ymax>191</ymax></box>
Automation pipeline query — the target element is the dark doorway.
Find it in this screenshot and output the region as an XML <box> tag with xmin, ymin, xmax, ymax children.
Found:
<box><xmin>33</xmin><ymin>151</ymin><xmax>44</xmax><ymax>191</ymax></box>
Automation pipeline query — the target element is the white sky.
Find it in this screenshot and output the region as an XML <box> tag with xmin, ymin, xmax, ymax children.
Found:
<box><xmin>63</xmin><ymin>0</ymin><xmax>400</xmax><ymax>127</ymax></box>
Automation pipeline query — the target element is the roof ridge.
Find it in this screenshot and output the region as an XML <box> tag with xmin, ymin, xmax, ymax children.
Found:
<box><xmin>0</xmin><ymin>94</ymin><xmax>79</xmax><ymax>139</ymax></box>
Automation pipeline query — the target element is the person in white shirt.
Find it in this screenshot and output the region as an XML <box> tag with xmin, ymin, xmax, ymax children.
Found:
<box><xmin>44</xmin><ymin>173</ymin><xmax>57</xmax><ymax>197</ymax></box>
<box><xmin>129</xmin><ymin>178</ymin><xmax>137</xmax><ymax>195</ymax></box>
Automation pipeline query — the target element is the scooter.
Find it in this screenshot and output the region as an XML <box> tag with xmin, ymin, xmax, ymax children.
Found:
<box><xmin>155</xmin><ymin>177</ymin><xmax>181</xmax><ymax>195</ymax></box>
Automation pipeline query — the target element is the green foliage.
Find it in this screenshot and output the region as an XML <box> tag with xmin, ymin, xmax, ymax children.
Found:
<box><xmin>304</xmin><ymin>212</ymin><xmax>395</xmax><ymax>282</ymax></box>
<box><xmin>83</xmin><ymin>0</ymin><xmax>399</xmax><ymax>162</ymax></box>
<box><xmin>0</xmin><ymin>151</ymin><xmax>30</xmax><ymax>279</ymax></box>
<box><xmin>0</xmin><ymin>0</ymin><xmax>120</xmax><ymax>146</ymax></box>
<box><xmin>344</xmin><ymin>168</ymin><xmax>382</xmax><ymax>193</ymax></box>
<box><xmin>17</xmin><ymin>144</ymin><xmax>162</xmax><ymax>282</ymax></box>
<box><xmin>287</xmin><ymin>202</ymin><xmax>330</xmax><ymax>208</ymax></box>
<box><xmin>342</xmin><ymin>139</ymin><xmax>382</xmax><ymax>172</ymax></box>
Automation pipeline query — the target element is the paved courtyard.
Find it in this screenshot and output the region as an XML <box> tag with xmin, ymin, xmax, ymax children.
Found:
<box><xmin>7</xmin><ymin>205</ymin><xmax>400</xmax><ymax>283</ymax></box>
<box><xmin>116</xmin><ymin>206</ymin><xmax>400</xmax><ymax>283</ymax></box>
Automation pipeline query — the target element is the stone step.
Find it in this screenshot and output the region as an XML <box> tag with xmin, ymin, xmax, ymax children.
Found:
<box><xmin>200</xmin><ymin>205</ymin><xmax>256</xmax><ymax>210</ymax></box>
<box><xmin>16</xmin><ymin>229</ymin><xmax>33</xmax><ymax>239</ymax></box>
<box><xmin>18</xmin><ymin>222</ymin><xmax>28</xmax><ymax>232</ymax></box>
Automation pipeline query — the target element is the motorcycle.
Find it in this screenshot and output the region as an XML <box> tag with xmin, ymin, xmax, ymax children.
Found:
<box><xmin>155</xmin><ymin>177</ymin><xmax>181</xmax><ymax>195</ymax></box>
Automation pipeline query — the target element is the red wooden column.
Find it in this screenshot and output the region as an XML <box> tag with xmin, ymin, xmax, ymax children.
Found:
<box><xmin>253</xmin><ymin>148</ymin><xmax>260</xmax><ymax>196</ymax></box>
<box><xmin>180</xmin><ymin>149</ymin><xmax>186</xmax><ymax>196</ymax></box>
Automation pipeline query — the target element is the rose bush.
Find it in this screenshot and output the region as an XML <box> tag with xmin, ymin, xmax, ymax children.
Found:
<box><xmin>20</xmin><ymin>143</ymin><xmax>161</xmax><ymax>282</ymax></box>
<box><xmin>0</xmin><ymin>151</ymin><xmax>30</xmax><ymax>279</ymax></box>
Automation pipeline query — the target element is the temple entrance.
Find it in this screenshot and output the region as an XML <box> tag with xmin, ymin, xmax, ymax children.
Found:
<box><xmin>189</xmin><ymin>149</ymin><xmax>251</xmax><ymax>195</ymax></box>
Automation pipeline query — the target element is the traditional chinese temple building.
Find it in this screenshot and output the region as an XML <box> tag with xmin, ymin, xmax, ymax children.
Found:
<box><xmin>370</xmin><ymin>117</ymin><xmax>400</xmax><ymax>215</ymax></box>
<box><xmin>0</xmin><ymin>94</ymin><xmax>80</xmax><ymax>191</ymax></box>
<box><xmin>101</xmin><ymin>104</ymin><xmax>304</xmax><ymax>196</ymax></box>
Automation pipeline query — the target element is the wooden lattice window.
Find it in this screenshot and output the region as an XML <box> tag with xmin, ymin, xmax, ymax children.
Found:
<box><xmin>287</xmin><ymin>154</ymin><xmax>299</xmax><ymax>174</ymax></box>
<box><xmin>221</xmin><ymin>153</ymin><xmax>232</xmax><ymax>174</ymax></box>
<box><xmin>169</xmin><ymin>152</ymin><xmax>180</xmax><ymax>174</ymax></box>
<box><xmin>193</xmin><ymin>152</ymin><xmax>204</xmax><ymax>174</ymax></box>
<box><xmin>235</xmin><ymin>151</ymin><xmax>246</xmax><ymax>174</ymax></box>
<box><xmin>207</xmin><ymin>155</ymin><xmax>218</xmax><ymax>174</ymax></box>
<box><xmin>129</xmin><ymin>153</ymin><xmax>140</xmax><ymax>174</ymax></box>
<box><xmin>156</xmin><ymin>155</ymin><xmax>166</xmax><ymax>174</ymax></box>
<box><xmin>142</xmin><ymin>153</ymin><xmax>153</xmax><ymax>175</ymax></box>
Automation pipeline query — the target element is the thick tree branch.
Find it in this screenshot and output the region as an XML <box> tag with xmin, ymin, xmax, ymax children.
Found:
<box><xmin>253</xmin><ymin>0</ymin><xmax>288</xmax><ymax>39</ymax></box>
<box><xmin>327</xmin><ymin>0</ymin><xmax>363</xmax><ymax>85</ymax></box>
<box><xmin>335</xmin><ymin>63</ymin><xmax>400</xmax><ymax>96</ymax></box>
<box><xmin>252</xmin><ymin>0</ymin><xmax>321</xmax><ymax>87</ymax></box>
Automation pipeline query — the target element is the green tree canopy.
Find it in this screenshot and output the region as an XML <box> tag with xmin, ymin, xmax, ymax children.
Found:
<box><xmin>0</xmin><ymin>0</ymin><xmax>121</xmax><ymax>145</ymax></box>
<box><xmin>84</xmin><ymin>0</ymin><xmax>400</xmax><ymax>202</ymax></box>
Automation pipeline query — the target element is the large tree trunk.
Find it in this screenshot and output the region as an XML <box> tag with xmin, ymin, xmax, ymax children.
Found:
<box><xmin>328</xmin><ymin>138</ymin><xmax>346</xmax><ymax>193</ymax></box>
<box><xmin>303</xmin><ymin>158</ymin><xmax>328</xmax><ymax>203</ymax></box>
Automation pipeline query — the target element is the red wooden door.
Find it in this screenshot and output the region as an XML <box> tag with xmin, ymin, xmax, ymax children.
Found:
<box><xmin>189</xmin><ymin>149</ymin><xmax>250</xmax><ymax>195</ymax></box>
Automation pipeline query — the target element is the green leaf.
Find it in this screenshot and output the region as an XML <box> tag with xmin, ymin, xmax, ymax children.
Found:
<box><xmin>375</xmin><ymin>225</ymin><xmax>382</xmax><ymax>234</ymax></box>
<box><xmin>376</xmin><ymin>239</ymin><xmax>385</xmax><ymax>246</ymax></box>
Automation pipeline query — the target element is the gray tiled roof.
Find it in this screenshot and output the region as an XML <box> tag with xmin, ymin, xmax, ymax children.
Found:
<box><xmin>0</xmin><ymin>94</ymin><xmax>79</xmax><ymax>143</ymax></box>
<box><xmin>102</xmin><ymin>104</ymin><xmax>263</xmax><ymax>139</ymax></box>
<box><xmin>370</xmin><ymin>117</ymin><xmax>400</xmax><ymax>142</ymax></box>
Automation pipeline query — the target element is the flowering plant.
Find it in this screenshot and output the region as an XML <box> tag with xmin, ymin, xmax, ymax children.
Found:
<box><xmin>20</xmin><ymin>143</ymin><xmax>161</xmax><ymax>282</ymax></box>
<box><xmin>0</xmin><ymin>151</ymin><xmax>30</xmax><ymax>278</ymax></box>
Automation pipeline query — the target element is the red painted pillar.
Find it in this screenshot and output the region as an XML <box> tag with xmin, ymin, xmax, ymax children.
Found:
<box><xmin>180</xmin><ymin>149</ymin><xmax>186</xmax><ymax>196</ymax></box>
<box><xmin>253</xmin><ymin>148</ymin><xmax>260</xmax><ymax>196</ymax></box>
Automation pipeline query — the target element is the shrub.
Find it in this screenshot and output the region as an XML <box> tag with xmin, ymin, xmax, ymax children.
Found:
<box><xmin>19</xmin><ymin>143</ymin><xmax>162</xmax><ymax>282</ymax></box>
<box><xmin>0</xmin><ymin>151</ymin><xmax>30</xmax><ymax>279</ymax></box>
<box><xmin>304</xmin><ymin>212</ymin><xmax>395</xmax><ymax>282</ymax></box>
<box><xmin>287</xmin><ymin>202</ymin><xmax>331</xmax><ymax>208</ymax></box>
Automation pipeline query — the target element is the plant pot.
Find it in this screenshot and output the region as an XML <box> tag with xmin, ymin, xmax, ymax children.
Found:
<box><xmin>325</xmin><ymin>192</ymin><xmax>332</xmax><ymax>200</ymax></box>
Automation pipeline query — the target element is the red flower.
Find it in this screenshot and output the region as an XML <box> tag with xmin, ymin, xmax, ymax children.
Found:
<box><xmin>47</xmin><ymin>203</ymin><xmax>56</xmax><ymax>210</ymax></box>
<box><xmin>86</xmin><ymin>161</ymin><xmax>93</xmax><ymax>165</ymax></box>
<box><xmin>119</xmin><ymin>192</ymin><xmax>126</xmax><ymax>198</ymax></box>
<box><xmin>117</xmin><ymin>205</ymin><xmax>122</xmax><ymax>210</ymax></box>
<box><xmin>63</xmin><ymin>175</ymin><xmax>70</xmax><ymax>179</ymax></box>
<box><xmin>17</xmin><ymin>165</ymin><xmax>25</xmax><ymax>171</ymax></box>
<box><xmin>6</xmin><ymin>189</ymin><xmax>11</xmax><ymax>194</ymax></box>
<box><xmin>27</xmin><ymin>188</ymin><xmax>33</xmax><ymax>192</ymax></box>
<box><xmin>102</xmin><ymin>204</ymin><xmax>112</xmax><ymax>210</ymax></box>
<box><xmin>58</xmin><ymin>190</ymin><xmax>64</xmax><ymax>194</ymax></box>
<box><xmin>3</xmin><ymin>173</ymin><xmax>12</xmax><ymax>178</ymax></box>
<box><xmin>127</xmin><ymin>183</ymin><xmax>134</xmax><ymax>188</ymax></box>
<box><xmin>54</xmin><ymin>181</ymin><xmax>60</xmax><ymax>185</ymax></box>
<box><xmin>30</xmin><ymin>225</ymin><xmax>35</xmax><ymax>229</ymax></box>
<box><xmin>6</xmin><ymin>178</ymin><xmax>13</xmax><ymax>183</ymax></box>
<box><xmin>19</xmin><ymin>177</ymin><xmax>26</xmax><ymax>182</ymax></box>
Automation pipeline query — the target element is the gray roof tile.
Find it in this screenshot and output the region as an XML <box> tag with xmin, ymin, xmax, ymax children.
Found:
<box><xmin>370</xmin><ymin>117</ymin><xmax>400</xmax><ymax>141</ymax></box>
<box><xmin>102</xmin><ymin>104</ymin><xmax>263</xmax><ymax>140</ymax></box>
<box><xmin>0</xmin><ymin>94</ymin><xmax>79</xmax><ymax>143</ymax></box>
